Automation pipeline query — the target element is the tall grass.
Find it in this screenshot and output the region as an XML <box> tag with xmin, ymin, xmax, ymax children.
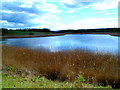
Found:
<box><xmin>2</xmin><ymin>45</ymin><xmax>120</xmax><ymax>88</ymax></box>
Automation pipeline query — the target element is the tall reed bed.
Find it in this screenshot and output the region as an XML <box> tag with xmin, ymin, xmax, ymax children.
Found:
<box><xmin>2</xmin><ymin>45</ymin><xmax>120</xmax><ymax>88</ymax></box>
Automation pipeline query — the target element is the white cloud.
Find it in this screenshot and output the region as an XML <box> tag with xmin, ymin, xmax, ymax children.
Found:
<box><xmin>19</xmin><ymin>3</ymin><xmax>33</xmax><ymax>8</ymax></box>
<box><xmin>105</xmin><ymin>12</ymin><xmax>117</xmax><ymax>15</ymax></box>
<box><xmin>40</xmin><ymin>13</ymin><xmax>60</xmax><ymax>21</ymax></box>
<box><xmin>73</xmin><ymin>17</ymin><xmax>118</xmax><ymax>29</ymax></box>
<box><xmin>43</xmin><ymin>3</ymin><xmax>62</xmax><ymax>13</ymax></box>
<box><xmin>1</xmin><ymin>10</ymin><xmax>14</xmax><ymax>14</ymax></box>
<box><xmin>60</xmin><ymin>0</ymin><xmax>118</xmax><ymax>10</ymax></box>
<box><xmin>0</xmin><ymin>20</ymin><xmax>25</xmax><ymax>27</ymax></box>
<box><xmin>1</xmin><ymin>0</ymin><xmax>62</xmax><ymax>28</ymax></box>
<box><xmin>31</xmin><ymin>13</ymin><xmax>60</xmax><ymax>26</ymax></box>
<box><xmin>75</xmin><ymin>18</ymin><xmax>117</xmax><ymax>24</ymax></box>
<box><xmin>92</xmin><ymin>0</ymin><xmax>119</xmax><ymax>10</ymax></box>
<box><xmin>97</xmin><ymin>10</ymin><xmax>106</xmax><ymax>13</ymax></box>
<box><xmin>60</xmin><ymin>0</ymin><xmax>102</xmax><ymax>5</ymax></box>
<box><xmin>1</xmin><ymin>0</ymin><xmax>62</xmax><ymax>14</ymax></box>
<box><xmin>29</xmin><ymin>17</ymin><xmax>118</xmax><ymax>30</ymax></box>
<box><xmin>1</xmin><ymin>0</ymin><xmax>46</xmax><ymax>3</ymax></box>
<box><xmin>96</xmin><ymin>10</ymin><xmax>117</xmax><ymax>15</ymax></box>
<box><xmin>0</xmin><ymin>20</ymin><xmax>13</xmax><ymax>26</ymax></box>
<box><xmin>32</xmin><ymin>22</ymin><xmax>65</xmax><ymax>30</ymax></box>
<box><xmin>69</xmin><ymin>9</ymin><xmax>76</xmax><ymax>13</ymax></box>
<box><xmin>61</xmin><ymin>0</ymin><xmax>74</xmax><ymax>5</ymax></box>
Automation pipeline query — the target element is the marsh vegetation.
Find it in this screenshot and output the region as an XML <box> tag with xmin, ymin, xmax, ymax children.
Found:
<box><xmin>2</xmin><ymin>45</ymin><xmax>120</xmax><ymax>88</ymax></box>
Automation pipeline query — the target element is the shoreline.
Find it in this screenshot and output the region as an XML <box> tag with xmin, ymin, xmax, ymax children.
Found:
<box><xmin>0</xmin><ymin>32</ymin><xmax>120</xmax><ymax>39</ymax></box>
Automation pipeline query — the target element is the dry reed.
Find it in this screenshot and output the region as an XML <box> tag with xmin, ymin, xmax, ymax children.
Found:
<box><xmin>2</xmin><ymin>45</ymin><xmax>120</xmax><ymax>88</ymax></box>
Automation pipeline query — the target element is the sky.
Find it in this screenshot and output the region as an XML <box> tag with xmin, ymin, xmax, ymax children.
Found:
<box><xmin>0</xmin><ymin>0</ymin><xmax>119</xmax><ymax>31</ymax></box>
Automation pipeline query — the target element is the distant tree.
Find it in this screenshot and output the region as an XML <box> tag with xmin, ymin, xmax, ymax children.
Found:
<box><xmin>1</xmin><ymin>28</ymin><xmax>8</xmax><ymax>35</ymax></box>
<box><xmin>36</xmin><ymin>29</ymin><xmax>42</xmax><ymax>32</ymax></box>
<box><xmin>42</xmin><ymin>28</ymin><xmax>51</xmax><ymax>32</ymax></box>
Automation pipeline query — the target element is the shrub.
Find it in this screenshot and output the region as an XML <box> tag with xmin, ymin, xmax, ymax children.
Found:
<box><xmin>29</xmin><ymin>33</ymin><xmax>34</xmax><ymax>35</ymax></box>
<box><xmin>75</xmin><ymin>75</ymin><xmax>86</xmax><ymax>83</ymax></box>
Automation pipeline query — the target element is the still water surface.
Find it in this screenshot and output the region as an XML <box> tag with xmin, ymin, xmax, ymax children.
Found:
<box><xmin>1</xmin><ymin>34</ymin><xmax>118</xmax><ymax>54</ymax></box>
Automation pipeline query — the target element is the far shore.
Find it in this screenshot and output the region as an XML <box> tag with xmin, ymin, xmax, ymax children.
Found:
<box><xmin>0</xmin><ymin>33</ymin><xmax>66</xmax><ymax>39</ymax></box>
<box><xmin>0</xmin><ymin>32</ymin><xmax>120</xmax><ymax>39</ymax></box>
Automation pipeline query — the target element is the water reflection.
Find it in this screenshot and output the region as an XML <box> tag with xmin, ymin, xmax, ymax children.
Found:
<box><xmin>1</xmin><ymin>34</ymin><xmax>118</xmax><ymax>54</ymax></box>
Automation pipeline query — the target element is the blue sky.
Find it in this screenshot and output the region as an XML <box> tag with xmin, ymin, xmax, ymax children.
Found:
<box><xmin>0</xmin><ymin>0</ymin><xmax>119</xmax><ymax>30</ymax></box>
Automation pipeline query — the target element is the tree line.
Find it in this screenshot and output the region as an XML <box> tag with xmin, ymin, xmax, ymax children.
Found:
<box><xmin>1</xmin><ymin>27</ymin><xmax>120</xmax><ymax>35</ymax></box>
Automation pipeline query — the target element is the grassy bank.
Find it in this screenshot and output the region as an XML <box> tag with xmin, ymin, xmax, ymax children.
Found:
<box><xmin>2</xmin><ymin>45</ymin><xmax>120</xmax><ymax>88</ymax></box>
<box><xmin>2</xmin><ymin>66</ymin><xmax>110</xmax><ymax>88</ymax></box>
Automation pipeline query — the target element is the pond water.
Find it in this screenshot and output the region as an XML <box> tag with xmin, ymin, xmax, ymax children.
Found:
<box><xmin>1</xmin><ymin>34</ymin><xmax>119</xmax><ymax>54</ymax></box>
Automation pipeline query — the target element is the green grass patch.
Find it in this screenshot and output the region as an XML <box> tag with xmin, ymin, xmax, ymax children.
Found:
<box><xmin>2</xmin><ymin>73</ymin><xmax>111</xmax><ymax>88</ymax></box>
<box><xmin>2</xmin><ymin>66</ymin><xmax>111</xmax><ymax>88</ymax></box>
<box><xmin>75</xmin><ymin>75</ymin><xmax>86</xmax><ymax>83</ymax></box>
<box><xmin>0</xmin><ymin>72</ymin><xmax>2</xmax><ymax>90</ymax></box>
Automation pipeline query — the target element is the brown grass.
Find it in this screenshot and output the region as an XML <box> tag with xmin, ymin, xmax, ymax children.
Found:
<box><xmin>2</xmin><ymin>45</ymin><xmax>120</xmax><ymax>88</ymax></box>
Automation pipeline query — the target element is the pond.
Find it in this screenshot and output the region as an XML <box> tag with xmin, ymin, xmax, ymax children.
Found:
<box><xmin>1</xmin><ymin>34</ymin><xmax>119</xmax><ymax>54</ymax></box>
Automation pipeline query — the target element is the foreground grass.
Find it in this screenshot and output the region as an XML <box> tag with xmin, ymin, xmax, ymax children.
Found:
<box><xmin>2</xmin><ymin>66</ymin><xmax>111</xmax><ymax>88</ymax></box>
<box><xmin>0</xmin><ymin>72</ymin><xmax>2</xmax><ymax>89</ymax></box>
<box><xmin>2</xmin><ymin>45</ymin><xmax>120</xmax><ymax>88</ymax></box>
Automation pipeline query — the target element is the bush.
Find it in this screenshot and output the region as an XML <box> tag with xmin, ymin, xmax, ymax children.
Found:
<box><xmin>29</xmin><ymin>33</ymin><xmax>34</xmax><ymax>35</ymax></box>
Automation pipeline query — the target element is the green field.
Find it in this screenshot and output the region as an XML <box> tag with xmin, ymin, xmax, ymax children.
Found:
<box><xmin>2</xmin><ymin>31</ymin><xmax>53</xmax><ymax>36</ymax></box>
